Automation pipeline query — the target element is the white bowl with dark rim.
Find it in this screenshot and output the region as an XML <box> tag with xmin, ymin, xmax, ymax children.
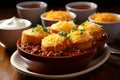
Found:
<box><xmin>40</xmin><ymin>11</ymin><xmax>76</xmax><ymax>27</ymax></box>
<box><xmin>16</xmin><ymin>1</ymin><xmax>47</xmax><ymax>26</ymax></box>
<box><xmin>0</xmin><ymin>17</ymin><xmax>31</xmax><ymax>50</ymax></box>
<box><xmin>66</xmin><ymin>1</ymin><xmax>97</xmax><ymax>24</ymax></box>
<box><xmin>88</xmin><ymin>13</ymin><xmax>120</xmax><ymax>43</ymax></box>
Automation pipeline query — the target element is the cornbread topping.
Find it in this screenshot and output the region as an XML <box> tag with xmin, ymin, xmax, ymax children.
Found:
<box><xmin>50</xmin><ymin>21</ymin><xmax>76</xmax><ymax>33</ymax></box>
<box><xmin>21</xmin><ymin>24</ymin><xmax>48</xmax><ymax>45</ymax></box>
<box><xmin>0</xmin><ymin>17</ymin><xmax>26</xmax><ymax>29</ymax></box>
<box><xmin>78</xmin><ymin>21</ymin><xmax>104</xmax><ymax>40</ymax></box>
<box><xmin>19</xmin><ymin>21</ymin><xmax>107</xmax><ymax>57</ymax></box>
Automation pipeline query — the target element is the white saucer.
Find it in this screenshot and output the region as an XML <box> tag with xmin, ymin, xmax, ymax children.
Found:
<box><xmin>10</xmin><ymin>47</ymin><xmax>110</xmax><ymax>79</ymax></box>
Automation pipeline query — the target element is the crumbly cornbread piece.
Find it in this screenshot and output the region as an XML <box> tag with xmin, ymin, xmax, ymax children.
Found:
<box><xmin>41</xmin><ymin>33</ymin><xmax>67</xmax><ymax>52</ymax></box>
<box><xmin>68</xmin><ymin>30</ymin><xmax>93</xmax><ymax>50</ymax></box>
<box><xmin>21</xmin><ymin>27</ymin><xmax>48</xmax><ymax>45</ymax></box>
<box><xmin>50</xmin><ymin>21</ymin><xmax>76</xmax><ymax>34</ymax></box>
<box><xmin>78</xmin><ymin>21</ymin><xmax>104</xmax><ymax>41</ymax></box>
<box><xmin>91</xmin><ymin>12</ymin><xmax>120</xmax><ymax>22</ymax></box>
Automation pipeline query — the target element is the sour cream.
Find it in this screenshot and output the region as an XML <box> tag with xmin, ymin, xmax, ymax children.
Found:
<box><xmin>0</xmin><ymin>17</ymin><xmax>31</xmax><ymax>30</ymax></box>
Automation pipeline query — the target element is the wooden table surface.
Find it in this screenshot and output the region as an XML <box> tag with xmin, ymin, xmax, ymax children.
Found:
<box><xmin>0</xmin><ymin>5</ymin><xmax>120</xmax><ymax>80</ymax></box>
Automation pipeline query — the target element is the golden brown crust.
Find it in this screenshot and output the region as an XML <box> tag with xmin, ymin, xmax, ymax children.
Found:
<box><xmin>41</xmin><ymin>41</ymin><xmax>67</xmax><ymax>52</ymax></box>
<box><xmin>70</xmin><ymin>39</ymin><xmax>93</xmax><ymax>50</ymax></box>
<box><xmin>68</xmin><ymin>30</ymin><xmax>93</xmax><ymax>50</ymax></box>
<box><xmin>21</xmin><ymin>28</ymin><xmax>48</xmax><ymax>45</ymax></box>
<box><xmin>78</xmin><ymin>21</ymin><xmax>104</xmax><ymax>41</ymax></box>
<box><xmin>49</xmin><ymin>29</ymin><xmax>58</xmax><ymax>34</ymax></box>
<box><xmin>21</xmin><ymin>33</ymin><xmax>43</xmax><ymax>45</ymax></box>
<box><xmin>41</xmin><ymin>34</ymin><xmax>67</xmax><ymax>52</ymax></box>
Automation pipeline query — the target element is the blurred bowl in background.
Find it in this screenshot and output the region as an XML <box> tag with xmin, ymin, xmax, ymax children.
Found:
<box><xmin>16</xmin><ymin>1</ymin><xmax>47</xmax><ymax>26</ymax></box>
<box><xmin>66</xmin><ymin>1</ymin><xmax>97</xmax><ymax>24</ymax></box>
<box><xmin>88</xmin><ymin>12</ymin><xmax>120</xmax><ymax>43</ymax></box>
<box><xmin>40</xmin><ymin>10</ymin><xmax>76</xmax><ymax>27</ymax></box>
<box><xmin>0</xmin><ymin>17</ymin><xmax>31</xmax><ymax>50</ymax></box>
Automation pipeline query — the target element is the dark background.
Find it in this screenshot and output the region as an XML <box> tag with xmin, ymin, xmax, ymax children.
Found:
<box><xmin>1</xmin><ymin>0</ymin><xmax>120</xmax><ymax>8</ymax></box>
<box><xmin>0</xmin><ymin>0</ymin><xmax>120</xmax><ymax>15</ymax></box>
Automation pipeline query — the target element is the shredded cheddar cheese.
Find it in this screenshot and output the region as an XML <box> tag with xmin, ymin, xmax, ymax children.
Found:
<box><xmin>91</xmin><ymin>12</ymin><xmax>120</xmax><ymax>22</ymax></box>
<box><xmin>50</xmin><ymin>21</ymin><xmax>76</xmax><ymax>33</ymax></box>
<box><xmin>78</xmin><ymin>21</ymin><xmax>104</xmax><ymax>41</ymax></box>
<box><xmin>44</xmin><ymin>10</ymin><xmax>73</xmax><ymax>20</ymax></box>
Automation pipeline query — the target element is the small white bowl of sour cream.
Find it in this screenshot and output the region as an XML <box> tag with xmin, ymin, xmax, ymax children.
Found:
<box><xmin>0</xmin><ymin>16</ymin><xmax>31</xmax><ymax>50</ymax></box>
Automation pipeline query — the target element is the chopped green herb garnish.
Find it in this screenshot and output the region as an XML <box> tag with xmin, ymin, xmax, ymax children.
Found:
<box><xmin>75</xmin><ymin>25</ymin><xmax>79</xmax><ymax>28</ymax></box>
<box><xmin>80</xmin><ymin>22</ymin><xmax>85</xmax><ymax>26</ymax></box>
<box><xmin>70</xmin><ymin>27</ymin><xmax>77</xmax><ymax>33</ymax></box>
<box><xmin>58</xmin><ymin>31</ymin><xmax>67</xmax><ymax>37</ymax></box>
<box><xmin>43</xmin><ymin>27</ymin><xmax>49</xmax><ymax>33</ymax></box>
<box><xmin>66</xmin><ymin>34</ymin><xmax>70</xmax><ymax>40</ymax></box>
<box><xmin>32</xmin><ymin>24</ymin><xmax>49</xmax><ymax>33</ymax></box>
<box><xmin>36</xmin><ymin>24</ymin><xmax>43</xmax><ymax>29</ymax></box>
<box><xmin>79</xmin><ymin>29</ymin><xmax>85</xmax><ymax>34</ymax></box>
<box><xmin>31</xmin><ymin>27</ymin><xmax>35</xmax><ymax>32</ymax></box>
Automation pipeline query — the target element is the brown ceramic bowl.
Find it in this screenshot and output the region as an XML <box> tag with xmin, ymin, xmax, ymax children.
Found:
<box><xmin>40</xmin><ymin>11</ymin><xmax>76</xmax><ymax>27</ymax></box>
<box><xmin>94</xmin><ymin>33</ymin><xmax>109</xmax><ymax>58</ymax></box>
<box><xmin>17</xmin><ymin>39</ymin><xmax>96</xmax><ymax>74</ymax></box>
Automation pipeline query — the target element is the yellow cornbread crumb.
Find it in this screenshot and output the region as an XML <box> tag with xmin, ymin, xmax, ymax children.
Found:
<box><xmin>21</xmin><ymin>26</ymin><xmax>48</xmax><ymax>45</ymax></box>
<box><xmin>41</xmin><ymin>34</ymin><xmax>67</xmax><ymax>52</ymax></box>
